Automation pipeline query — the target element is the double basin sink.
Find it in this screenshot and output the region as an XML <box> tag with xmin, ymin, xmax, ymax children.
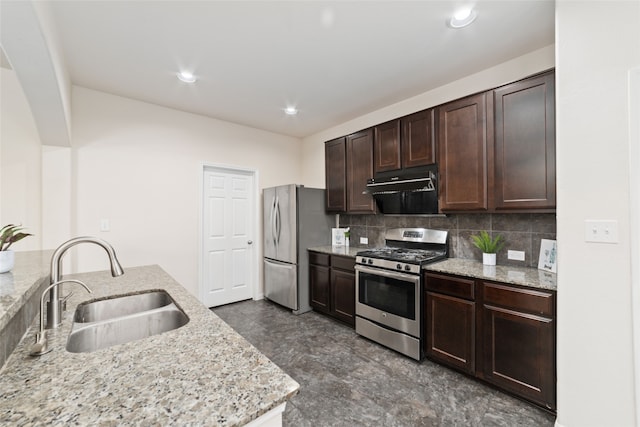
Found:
<box><xmin>66</xmin><ymin>290</ymin><xmax>189</xmax><ymax>353</ymax></box>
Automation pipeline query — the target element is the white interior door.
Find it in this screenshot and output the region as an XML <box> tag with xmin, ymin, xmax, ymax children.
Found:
<box><xmin>201</xmin><ymin>166</ymin><xmax>255</xmax><ymax>307</ymax></box>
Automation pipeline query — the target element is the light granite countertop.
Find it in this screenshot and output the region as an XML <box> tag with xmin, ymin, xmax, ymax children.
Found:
<box><xmin>308</xmin><ymin>246</ymin><xmax>556</xmax><ymax>291</ymax></box>
<box><xmin>424</xmin><ymin>258</ymin><xmax>557</xmax><ymax>291</ymax></box>
<box><xmin>308</xmin><ymin>245</ymin><xmax>362</xmax><ymax>257</ymax></box>
<box><xmin>0</xmin><ymin>250</ymin><xmax>52</xmax><ymax>332</ymax></box>
<box><xmin>0</xmin><ymin>265</ymin><xmax>299</xmax><ymax>426</ymax></box>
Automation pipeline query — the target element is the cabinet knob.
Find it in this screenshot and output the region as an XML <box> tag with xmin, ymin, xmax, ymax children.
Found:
<box><xmin>247</xmin><ymin>240</ymin><xmax>253</xmax><ymax>245</ymax></box>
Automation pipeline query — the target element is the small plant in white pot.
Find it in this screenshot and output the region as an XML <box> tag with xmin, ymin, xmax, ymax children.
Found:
<box><xmin>0</xmin><ymin>224</ymin><xmax>32</xmax><ymax>273</ymax></box>
<box><xmin>471</xmin><ymin>230</ymin><xmax>504</xmax><ymax>266</ymax></box>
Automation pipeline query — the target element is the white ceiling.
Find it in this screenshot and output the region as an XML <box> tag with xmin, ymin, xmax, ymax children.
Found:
<box><xmin>47</xmin><ymin>0</ymin><xmax>554</xmax><ymax>138</ymax></box>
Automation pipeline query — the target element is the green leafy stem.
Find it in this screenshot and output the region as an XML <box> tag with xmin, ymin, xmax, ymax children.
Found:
<box><xmin>0</xmin><ymin>224</ymin><xmax>32</xmax><ymax>251</ymax></box>
<box><xmin>470</xmin><ymin>230</ymin><xmax>504</xmax><ymax>254</ymax></box>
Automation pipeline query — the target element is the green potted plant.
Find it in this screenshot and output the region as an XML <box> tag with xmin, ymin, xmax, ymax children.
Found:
<box><xmin>0</xmin><ymin>224</ymin><xmax>32</xmax><ymax>273</ymax></box>
<box><xmin>471</xmin><ymin>230</ymin><xmax>504</xmax><ymax>266</ymax></box>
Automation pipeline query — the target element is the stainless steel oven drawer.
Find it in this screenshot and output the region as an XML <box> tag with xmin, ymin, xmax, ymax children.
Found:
<box><xmin>356</xmin><ymin>316</ymin><xmax>421</xmax><ymax>361</ymax></box>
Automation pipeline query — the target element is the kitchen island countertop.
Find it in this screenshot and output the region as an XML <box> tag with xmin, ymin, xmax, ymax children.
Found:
<box><xmin>0</xmin><ymin>265</ymin><xmax>299</xmax><ymax>426</ymax></box>
<box><xmin>0</xmin><ymin>250</ymin><xmax>52</xmax><ymax>333</ymax></box>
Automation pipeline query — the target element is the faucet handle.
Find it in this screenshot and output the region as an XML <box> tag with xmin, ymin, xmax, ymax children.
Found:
<box><xmin>61</xmin><ymin>291</ymin><xmax>74</xmax><ymax>312</ymax></box>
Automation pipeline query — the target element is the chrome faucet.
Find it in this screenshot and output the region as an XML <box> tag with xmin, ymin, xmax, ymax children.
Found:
<box><xmin>30</xmin><ymin>279</ymin><xmax>92</xmax><ymax>356</ymax></box>
<box><xmin>46</xmin><ymin>236</ymin><xmax>124</xmax><ymax>329</ymax></box>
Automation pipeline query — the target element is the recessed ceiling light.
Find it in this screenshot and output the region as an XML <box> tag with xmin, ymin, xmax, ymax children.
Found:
<box><xmin>177</xmin><ymin>71</ymin><xmax>197</xmax><ymax>83</ymax></box>
<box><xmin>448</xmin><ymin>7</ymin><xmax>477</xmax><ymax>29</ymax></box>
<box><xmin>284</xmin><ymin>106</ymin><xmax>298</xmax><ymax>116</ymax></box>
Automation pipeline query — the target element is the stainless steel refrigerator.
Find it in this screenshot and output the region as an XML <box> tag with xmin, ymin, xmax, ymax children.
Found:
<box><xmin>263</xmin><ymin>184</ymin><xmax>334</xmax><ymax>314</ymax></box>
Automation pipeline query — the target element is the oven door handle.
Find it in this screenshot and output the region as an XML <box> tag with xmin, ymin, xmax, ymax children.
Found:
<box><xmin>355</xmin><ymin>264</ymin><xmax>421</xmax><ymax>283</ymax></box>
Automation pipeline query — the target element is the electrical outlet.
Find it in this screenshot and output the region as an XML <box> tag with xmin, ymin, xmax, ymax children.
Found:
<box><xmin>360</xmin><ymin>237</ymin><xmax>368</xmax><ymax>245</ymax></box>
<box><xmin>585</xmin><ymin>220</ymin><xmax>618</xmax><ymax>243</ymax></box>
<box><xmin>507</xmin><ymin>250</ymin><xmax>525</xmax><ymax>261</ymax></box>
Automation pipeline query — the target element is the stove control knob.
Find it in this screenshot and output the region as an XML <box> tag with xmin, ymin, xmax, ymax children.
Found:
<box><xmin>361</xmin><ymin>258</ymin><xmax>367</xmax><ymax>264</ymax></box>
<box><xmin>404</xmin><ymin>265</ymin><xmax>412</xmax><ymax>271</ymax></box>
<box><xmin>368</xmin><ymin>259</ymin><xmax>373</xmax><ymax>265</ymax></box>
<box><xmin>396</xmin><ymin>264</ymin><xmax>402</xmax><ymax>270</ymax></box>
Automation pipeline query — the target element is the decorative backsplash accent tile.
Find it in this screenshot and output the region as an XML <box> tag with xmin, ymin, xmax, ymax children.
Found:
<box><xmin>339</xmin><ymin>213</ymin><xmax>556</xmax><ymax>268</ymax></box>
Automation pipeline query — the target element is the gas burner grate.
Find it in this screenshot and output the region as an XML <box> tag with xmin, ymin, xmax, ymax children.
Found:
<box><xmin>356</xmin><ymin>247</ymin><xmax>446</xmax><ymax>265</ymax></box>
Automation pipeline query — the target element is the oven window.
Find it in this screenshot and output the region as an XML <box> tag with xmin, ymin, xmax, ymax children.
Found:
<box><xmin>358</xmin><ymin>272</ymin><xmax>416</xmax><ymax>320</ymax></box>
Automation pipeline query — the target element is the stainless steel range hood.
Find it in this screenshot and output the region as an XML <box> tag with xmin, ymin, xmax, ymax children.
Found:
<box><xmin>366</xmin><ymin>165</ymin><xmax>438</xmax><ymax>214</ymax></box>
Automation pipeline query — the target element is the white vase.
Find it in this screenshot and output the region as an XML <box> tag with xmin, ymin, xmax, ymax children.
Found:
<box><xmin>0</xmin><ymin>250</ymin><xmax>15</xmax><ymax>273</ymax></box>
<box><xmin>482</xmin><ymin>252</ymin><xmax>496</xmax><ymax>266</ymax></box>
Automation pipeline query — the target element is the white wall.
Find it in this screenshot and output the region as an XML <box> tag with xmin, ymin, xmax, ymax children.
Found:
<box><xmin>555</xmin><ymin>1</ymin><xmax>640</xmax><ymax>426</ymax></box>
<box><xmin>67</xmin><ymin>86</ymin><xmax>302</xmax><ymax>297</ymax></box>
<box><xmin>41</xmin><ymin>145</ymin><xmax>72</xmax><ymax>250</ymax></box>
<box><xmin>0</xmin><ymin>68</ymin><xmax>42</xmax><ymax>250</ymax></box>
<box><xmin>301</xmin><ymin>45</ymin><xmax>555</xmax><ymax>187</ymax></box>
<box><xmin>0</xmin><ymin>0</ymin><xmax>71</xmax><ymax>147</ymax></box>
<box><xmin>32</xmin><ymin>0</ymin><xmax>72</xmax><ymax>143</ymax></box>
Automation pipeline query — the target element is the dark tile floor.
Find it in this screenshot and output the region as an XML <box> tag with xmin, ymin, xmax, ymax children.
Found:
<box><xmin>212</xmin><ymin>300</ymin><xmax>556</xmax><ymax>427</ymax></box>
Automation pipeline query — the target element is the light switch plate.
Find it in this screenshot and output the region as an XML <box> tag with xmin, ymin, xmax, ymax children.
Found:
<box><xmin>360</xmin><ymin>237</ymin><xmax>368</xmax><ymax>245</ymax></box>
<box><xmin>507</xmin><ymin>250</ymin><xmax>526</xmax><ymax>261</ymax></box>
<box><xmin>585</xmin><ymin>220</ymin><xmax>619</xmax><ymax>243</ymax></box>
<box><xmin>100</xmin><ymin>219</ymin><xmax>110</xmax><ymax>232</ymax></box>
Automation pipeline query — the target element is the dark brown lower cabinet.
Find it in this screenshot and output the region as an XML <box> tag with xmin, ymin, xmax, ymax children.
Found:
<box><xmin>331</xmin><ymin>265</ymin><xmax>355</xmax><ymax>325</ymax></box>
<box><xmin>309</xmin><ymin>252</ymin><xmax>330</xmax><ymax>314</ymax></box>
<box><xmin>309</xmin><ymin>251</ymin><xmax>355</xmax><ymax>327</ymax></box>
<box><xmin>426</xmin><ymin>292</ymin><xmax>475</xmax><ymax>374</ymax></box>
<box><xmin>424</xmin><ymin>272</ymin><xmax>556</xmax><ymax>411</ymax></box>
<box><xmin>481</xmin><ymin>282</ymin><xmax>555</xmax><ymax>410</ymax></box>
<box><xmin>424</xmin><ymin>273</ymin><xmax>476</xmax><ymax>374</ymax></box>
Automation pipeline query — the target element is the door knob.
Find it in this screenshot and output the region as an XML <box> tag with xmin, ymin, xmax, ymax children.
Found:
<box><xmin>248</xmin><ymin>240</ymin><xmax>253</xmax><ymax>245</ymax></box>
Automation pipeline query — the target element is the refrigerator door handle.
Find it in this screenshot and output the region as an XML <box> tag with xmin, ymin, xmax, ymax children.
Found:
<box><xmin>270</xmin><ymin>195</ymin><xmax>277</xmax><ymax>248</ymax></box>
<box><xmin>274</xmin><ymin>195</ymin><xmax>281</xmax><ymax>247</ymax></box>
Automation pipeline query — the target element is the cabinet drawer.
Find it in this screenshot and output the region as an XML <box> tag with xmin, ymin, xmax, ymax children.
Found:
<box><xmin>425</xmin><ymin>273</ymin><xmax>475</xmax><ymax>300</ymax></box>
<box><xmin>482</xmin><ymin>282</ymin><xmax>554</xmax><ymax>317</ymax></box>
<box><xmin>332</xmin><ymin>255</ymin><xmax>355</xmax><ymax>271</ymax></box>
<box><xmin>309</xmin><ymin>251</ymin><xmax>330</xmax><ymax>267</ymax></box>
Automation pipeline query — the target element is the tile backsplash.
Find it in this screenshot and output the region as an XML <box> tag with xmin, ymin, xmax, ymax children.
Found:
<box><xmin>339</xmin><ymin>213</ymin><xmax>556</xmax><ymax>268</ymax></box>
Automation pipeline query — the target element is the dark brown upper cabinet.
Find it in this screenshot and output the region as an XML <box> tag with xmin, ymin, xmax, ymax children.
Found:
<box><xmin>493</xmin><ymin>71</ymin><xmax>556</xmax><ymax>210</ymax></box>
<box><xmin>325</xmin><ymin>137</ymin><xmax>347</xmax><ymax>212</ymax></box>
<box><xmin>374</xmin><ymin>120</ymin><xmax>401</xmax><ymax>173</ymax></box>
<box><xmin>402</xmin><ymin>109</ymin><xmax>436</xmax><ymax>168</ymax></box>
<box><xmin>327</xmin><ymin>70</ymin><xmax>555</xmax><ymax>214</ymax></box>
<box><xmin>437</xmin><ymin>92</ymin><xmax>492</xmax><ymax>211</ymax></box>
<box><xmin>373</xmin><ymin>109</ymin><xmax>435</xmax><ymax>174</ymax></box>
<box><xmin>325</xmin><ymin>130</ymin><xmax>375</xmax><ymax>214</ymax></box>
<box><xmin>346</xmin><ymin>129</ymin><xmax>376</xmax><ymax>213</ymax></box>
<box><xmin>437</xmin><ymin>70</ymin><xmax>556</xmax><ymax>213</ymax></box>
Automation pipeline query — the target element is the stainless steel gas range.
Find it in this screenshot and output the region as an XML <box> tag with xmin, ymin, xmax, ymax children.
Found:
<box><xmin>355</xmin><ymin>228</ymin><xmax>448</xmax><ymax>361</ymax></box>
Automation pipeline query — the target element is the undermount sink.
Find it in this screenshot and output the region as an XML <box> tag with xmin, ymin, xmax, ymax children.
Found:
<box><xmin>66</xmin><ymin>290</ymin><xmax>189</xmax><ymax>353</ymax></box>
<box><xmin>72</xmin><ymin>290</ymin><xmax>175</xmax><ymax>323</ymax></box>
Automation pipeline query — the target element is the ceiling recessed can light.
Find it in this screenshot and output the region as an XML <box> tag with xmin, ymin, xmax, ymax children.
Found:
<box><xmin>448</xmin><ymin>7</ymin><xmax>477</xmax><ymax>29</ymax></box>
<box><xmin>284</xmin><ymin>106</ymin><xmax>298</xmax><ymax>116</ymax></box>
<box><xmin>177</xmin><ymin>71</ymin><xmax>197</xmax><ymax>83</ymax></box>
<box><xmin>455</xmin><ymin>7</ymin><xmax>473</xmax><ymax>21</ymax></box>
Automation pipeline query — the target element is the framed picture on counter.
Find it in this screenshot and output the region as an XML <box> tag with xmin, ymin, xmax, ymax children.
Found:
<box><xmin>538</xmin><ymin>239</ymin><xmax>557</xmax><ymax>273</ymax></box>
<box><xmin>331</xmin><ymin>228</ymin><xmax>347</xmax><ymax>247</ymax></box>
